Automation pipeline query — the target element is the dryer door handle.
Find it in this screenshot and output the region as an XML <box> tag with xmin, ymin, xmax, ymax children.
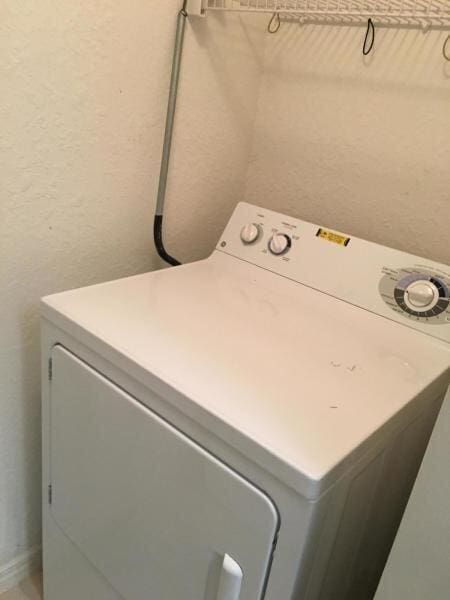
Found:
<box><xmin>216</xmin><ymin>554</ymin><xmax>243</xmax><ymax>600</ymax></box>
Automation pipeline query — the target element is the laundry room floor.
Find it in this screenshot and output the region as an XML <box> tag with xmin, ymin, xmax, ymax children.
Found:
<box><xmin>0</xmin><ymin>574</ymin><xmax>42</xmax><ymax>600</ymax></box>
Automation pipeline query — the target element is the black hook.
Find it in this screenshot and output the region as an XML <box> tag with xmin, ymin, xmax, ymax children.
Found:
<box><xmin>363</xmin><ymin>18</ymin><xmax>375</xmax><ymax>56</ymax></box>
<box><xmin>268</xmin><ymin>12</ymin><xmax>281</xmax><ymax>34</ymax></box>
<box><xmin>443</xmin><ymin>35</ymin><xmax>450</xmax><ymax>61</ymax></box>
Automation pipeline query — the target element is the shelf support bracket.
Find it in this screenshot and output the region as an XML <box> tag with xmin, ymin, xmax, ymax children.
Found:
<box><xmin>186</xmin><ymin>0</ymin><xmax>206</xmax><ymax>17</ymax></box>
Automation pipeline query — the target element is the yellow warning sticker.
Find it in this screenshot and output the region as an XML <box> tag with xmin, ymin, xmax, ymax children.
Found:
<box><xmin>316</xmin><ymin>228</ymin><xmax>351</xmax><ymax>247</ymax></box>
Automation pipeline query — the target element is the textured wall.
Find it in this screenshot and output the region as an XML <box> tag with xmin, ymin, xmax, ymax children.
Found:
<box><xmin>165</xmin><ymin>13</ymin><xmax>265</xmax><ymax>262</ymax></box>
<box><xmin>245</xmin><ymin>24</ymin><xmax>450</xmax><ymax>265</ymax></box>
<box><xmin>2</xmin><ymin>0</ymin><xmax>450</xmax><ymax>586</ymax></box>
<box><xmin>0</xmin><ymin>1</ymin><xmax>263</xmax><ymax>574</ymax></box>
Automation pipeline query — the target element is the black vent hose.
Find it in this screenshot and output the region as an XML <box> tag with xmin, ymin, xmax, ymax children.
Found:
<box><xmin>153</xmin><ymin>215</ymin><xmax>181</xmax><ymax>267</ymax></box>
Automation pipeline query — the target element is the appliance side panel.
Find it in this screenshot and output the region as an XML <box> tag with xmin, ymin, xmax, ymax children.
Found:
<box><xmin>375</xmin><ymin>387</ymin><xmax>450</xmax><ymax>600</ymax></box>
<box><xmin>299</xmin><ymin>450</ymin><xmax>386</xmax><ymax>600</ymax></box>
<box><xmin>315</xmin><ymin>393</ymin><xmax>443</xmax><ymax>600</ymax></box>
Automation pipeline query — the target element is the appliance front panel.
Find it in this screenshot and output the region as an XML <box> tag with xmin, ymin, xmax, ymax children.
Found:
<box><xmin>49</xmin><ymin>346</ymin><xmax>279</xmax><ymax>600</ymax></box>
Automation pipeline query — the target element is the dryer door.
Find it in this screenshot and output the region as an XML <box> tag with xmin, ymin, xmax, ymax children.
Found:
<box><xmin>49</xmin><ymin>346</ymin><xmax>279</xmax><ymax>600</ymax></box>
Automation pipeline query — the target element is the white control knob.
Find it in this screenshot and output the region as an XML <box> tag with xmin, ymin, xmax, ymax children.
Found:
<box><xmin>269</xmin><ymin>233</ymin><xmax>291</xmax><ymax>256</ymax></box>
<box><xmin>240</xmin><ymin>223</ymin><xmax>261</xmax><ymax>245</ymax></box>
<box><xmin>405</xmin><ymin>281</ymin><xmax>438</xmax><ymax>309</ymax></box>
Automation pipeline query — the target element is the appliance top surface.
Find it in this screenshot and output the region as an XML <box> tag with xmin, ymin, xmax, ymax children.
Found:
<box><xmin>42</xmin><ymin>251</ymin><xmax>450</xmax><ymax>487</ymax></box>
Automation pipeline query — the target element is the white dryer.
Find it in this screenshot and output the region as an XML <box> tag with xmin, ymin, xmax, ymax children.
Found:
<box><xmin>41</xmin><ymin>202</ymin><xmax>450</xmax><ymax>600</ymax></box>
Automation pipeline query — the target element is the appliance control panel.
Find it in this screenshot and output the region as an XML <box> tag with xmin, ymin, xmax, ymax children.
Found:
<box><xmin>216</xmin><ymin>202</ymin><xmax>450</xmax><ymax>343</ymax></box>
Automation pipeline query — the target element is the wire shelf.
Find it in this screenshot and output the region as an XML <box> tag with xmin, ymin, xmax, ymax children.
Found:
<box><xmin>202</xmin><ymin>0</ymin><xmax>450</xmax><ymax>27</ymax></box>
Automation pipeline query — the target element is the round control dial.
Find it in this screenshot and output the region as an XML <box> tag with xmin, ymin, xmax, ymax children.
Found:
<box><xmin>240</xmin><ymin>223</ymin><xmax>261</xmax><ymax>245</ymax></box>
<box><xmin>394</xmin><ymin>273</ymin><xmax>449</xmax><ymax>318</ymax></box>
<box><xmin>405</xmin><ymin>281</ymin><xmax>438</xmax><ymax>310</ymax></box>
<box><xmin>269</xmin><ymin>233</ymin><xmax>292</xmax><ymax>256</ymax></box>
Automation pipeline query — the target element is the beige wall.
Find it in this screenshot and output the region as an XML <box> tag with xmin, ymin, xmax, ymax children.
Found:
<box><xmin>245</xmin><ymin>23</ymin><xmax>450</xmax><ymax>265</ymax></box>
<box><xmin>0</xmin><ymin>2</ymin><xmax>263</xmax><ymax>580</ymax></box>
<box><xmin>166</xmin><ymin>13</ymin><xmax>266</xmax><ymax>262</ymax></box>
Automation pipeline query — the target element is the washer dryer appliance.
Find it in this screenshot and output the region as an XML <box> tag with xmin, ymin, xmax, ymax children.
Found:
<box><xmin>41</xmin><ymin>202</ymin><xmax>450</xmax><ymax>600</ymax></box>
